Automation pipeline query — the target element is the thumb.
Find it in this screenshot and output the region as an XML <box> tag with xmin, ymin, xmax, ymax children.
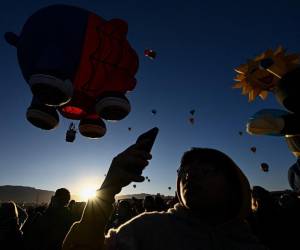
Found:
<box><xmin>130</xmin><ymin>175</ymin><xmax>145</xmax><ymax>183</ymax></box>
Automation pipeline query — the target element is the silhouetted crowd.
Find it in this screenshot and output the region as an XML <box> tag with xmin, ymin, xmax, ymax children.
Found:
<box><xmin>0</xmin><ymin>189</ymin><xmax>177</xmax><ymax>250</ymax></box>
<box><xmin>1</xmin><ymin>145</ymin><xmax>300</xmax><ymax>250</ymax></box>
<box><xmin>2</xmin><ymin>187</ymin><xmax>300</xmax><ymax>249</ymax></box>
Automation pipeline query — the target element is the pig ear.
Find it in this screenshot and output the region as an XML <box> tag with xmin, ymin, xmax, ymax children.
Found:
<box><xmin>4</xmin><ymin>32</ymin><xmax>19</xmax><ymax>47</ymax></box>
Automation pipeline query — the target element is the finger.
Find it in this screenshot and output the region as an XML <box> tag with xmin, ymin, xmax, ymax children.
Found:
<box><xmin>123</xmin><ymin>161</ymin><xmax>149</xmax><ymax>182</ymax></box>
<box><xmin>127</xmin><ymin>150</ymin><xmax>152</xmax><ymax>160</ymax></box>
<box><xmin>117</xmin><ymin>148</ymin><xmax>152</xmax><ymax>163</ymax></box>
<box><xmin>125</xmin><ymin>139</ymin><xmax>152</xmax><ymax>152</ymax></box>
<box><xmin>124</xmin><ymin>156</ymin><xmax>149</xmax><ymax>170</ymax></box>
<box><xmin>124</xmin><ymin>172</ymin><xmax>145</xmax><ymax>183</ymax></box>
<box><xmin>112</xmin><ymin>154</ymin><xmax>150</xmax><ymax>175</ymax></box>
<box><xmin>133</xmin><ymin>176</ymin><xmax>145</xmax><ymax>182</ymax></box>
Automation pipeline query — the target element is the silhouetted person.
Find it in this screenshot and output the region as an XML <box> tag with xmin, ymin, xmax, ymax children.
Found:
<box><xmin>111</xmin><ymin>200</ymin><xmax>133</xmax><ymax>229</ymax></box>
<box><xmin>16</xmin><ymin>204</ymin><xmax>28</xmax><ymax>228</ymax></box>
<box><xmin>68</xmin><ymin>201</ymin><xmax>86</xmax><ymax>222</ymax></box>
<box><xmin>0</xmin><ymin>201</ymin><xmax>24</xmax><ymax>250</ymax></box>
<box><xmin>249</xmin><ymin>186</ymin><xmax>283</xmax><ymax>250</ymax></box>
<box><xmin>277</xmin><ymin>192</ymin><xmax>300</xmax><ymax>250</ymax></box>
<box><xmin>154</xmin><ymin>195</ymin><xmax>167</xmax><ymax>211</ymax></box>
<box><xmin>24</xmin><ymin>188</ymin><xmax>74</xmax><ymax>250</ymax></box>
<box><xmin>131</xmin><ymin>197</ymin><xmax>143</xmax><ymax>215</ymax></box>
<box><xmin>63</xmin><ymin>140</ymin><xmax>267</xmax><ymax>250</ymax></box>
<box><xmin>22</xmin><ymin>205</ymin><xmax>45</xmax><ymax>237</ymax></box>
<box><xmin>68</xmin><ymin>200</ymin><xmax>76</xmax><ymax>210</ymax></box>
<box><xmin>166</xmin><ymin>193</ymin><xmax>178</xmax><ymax>209</ymax></box>
<box><xmin>288</xmin><ymin>158</ymin><xmax>300</xmax><ymax>193</ymax></box>
<box><xmin>143</xmin><ymin>195</ymin><xmax>155</xmax><ymax>212</ymax></box>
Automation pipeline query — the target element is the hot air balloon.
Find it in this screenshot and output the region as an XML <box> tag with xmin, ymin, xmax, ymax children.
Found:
<box><xmin>234</xmin><ymin>48</ymin><xmax>300</xmax><ymax>177</ymax></box>
<box><xmin>5</xmin><ymin>4</ymin><xmax>139</xmax><ymax>140</ymax></box>
<box><xmin>247</xmin><ymin>109</ymin><xmax>291</xmax><ymax>136</ymax></box>
<box><xmin>250</xmin><ymin>147</ymin><xmax>257</xmax><ymax>153</ymax></box>
<box><xmin>133</xmin><ymin>184</ymin><xmax>136</xmax><ymax>188</ymax></box>
<box><xmin>144</xmin><ymin>49</ymin><xmax>156</xmax><ymax>60</ymax></box>
<box><xmin>168</xmin><ymin>187</ymin><xmax>171</xmax><ymax>190</ymax></box>
<box><xmin>66</xmin><ymin>122</ymin><xmax>76</xmax><ymax>142</ymax></box>
<box><xmin>233</xmin><ymin>47</ymin><xmax>299</xmax><ymax>103</ymax></box>
<box><xmin>260</xmin><ymin>163</ymin><xmax>269</xmax><ymax>172</ymax></box>
<box><xmin>151</xmin><ymin>109</ymin><xmax>157</xmax><ymax>115</ymax></box>
<box><xmin>145</xmin><ymin>176</ymin><xmax>148</xmax><ymax>180</ymax></box>
<box><xmin>239</xmin><ymin>131</ymin><xmax>243</xmax><ymax>136</ymax></box>
<box><xmin>286</xmin><ymin>135</ymin><xmax>300</xmax><ymax>158</ymax></box>
<box><xmin>189</xmin><ymin>117</ymin><xmax>195</xmax><ymax>125</ymax></box>
<box><xmin>128</xmin><ymin>127</ymin><xmax>132</xmax><ymax>131</ymax></box>
<box><xmin>148</xmin><ymin>179</ymin><xmax>150</xmax><ymax>182</ymax></box>
<box><xmin>190</xmin><ymin>109</ymin><xmax>195</xmax><ymax>116</ymax></box>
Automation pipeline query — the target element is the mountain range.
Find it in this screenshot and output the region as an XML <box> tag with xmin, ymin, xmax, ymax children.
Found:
<box><xmin>0</xmin><ymin>185</ymin><xmax>54</xmax><ymax>204</ymax></box>
<box><xmin>0</xmin><ymin>185</ymin><xmax>173</xmax><ymax>204</ymax></box>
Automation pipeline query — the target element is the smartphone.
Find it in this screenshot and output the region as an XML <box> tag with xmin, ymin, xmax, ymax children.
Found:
<box><xmin>135</xmin><ymin>127</ymin><xmax>159</xmax><ymax>152</ymax></box>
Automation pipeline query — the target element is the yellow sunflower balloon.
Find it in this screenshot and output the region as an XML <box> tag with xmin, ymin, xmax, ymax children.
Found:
<box><xmin>233</xmin><ymin>47</ymin><xmax>300</xmax><ymax>101</ymax></box>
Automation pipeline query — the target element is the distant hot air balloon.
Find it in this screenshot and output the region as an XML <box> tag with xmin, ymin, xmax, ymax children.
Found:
<box><xmin>239</xmin><ymin>131</ymin><xmax>243</xmax><ymax>136</ymax></box>
<box><xmin>189</xmin><ymin>117</ymin><xmax>195</xmax><ymax>125</ymax></box>
<box><xmin>250</xmin><ymin>147</ymin><xmax>257</xmax><ymax>153</ymax></box>
<box><xmin>260</xmin><ymin>162</ymin><xmax>269</xmax><ymax>172</ymax></box>
<box><xmin>5</xmin><ymin>4</ymin><xmax>139</xmax><ymax>141</ymax></box>
<box><xmin>168</xmin><ymin>187</ymin><xmax>171</xmax><ymax>190</ymax></box>
<box><xmin>190</xmin><ymin>109</ymin><xmax>195</xmax><ymax>116</ymax></box>
<box><xmin>133</xmin><ymin>184</ymin><xmax>136</xmax><ymax>188</ymax></box>
<box><xmin>128</xmin><ymin>127</ymin><xmax>132</xmax><ymax>131</ymax></box>
<box><xmin>145</xmin><ymin>176</ymin><xmax>148</xmax><ymax>180</ymax></box>
<box><xmin>151</xmin><ymin>109</ymin><xmax>157</xmax><ymax>115</ymax></box>
<box><xmin>144</xmin><ymin>49</ymin><xmax>156</xmax><ymax>60</ymax></box>
<box><xmin>148</xmin><ymin>179</ymin><xmax>150</xmax><ymax>182</ymax></box>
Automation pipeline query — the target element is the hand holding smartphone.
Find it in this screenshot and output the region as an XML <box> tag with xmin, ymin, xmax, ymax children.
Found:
<box><xmin>102</xmin><ymin>127</ymin><xmax>159</xmax><ymax>190</ymax></box>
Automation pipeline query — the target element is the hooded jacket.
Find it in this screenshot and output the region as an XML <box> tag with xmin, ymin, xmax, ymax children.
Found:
<box><xmin>105</xmin><ymin>162</ymin><xmax>266</xmax><ymax>250</ymax></box>
<box><xmin>105</xmin><ymin>203</ymin><xmax>266</xmax><ymax>250</ymax></box>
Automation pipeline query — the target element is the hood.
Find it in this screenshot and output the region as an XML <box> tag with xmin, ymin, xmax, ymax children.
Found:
<box><xmin>176</xmin><ymin>160</ymin><xmax>252</xmax><ymax>221</ymax></box>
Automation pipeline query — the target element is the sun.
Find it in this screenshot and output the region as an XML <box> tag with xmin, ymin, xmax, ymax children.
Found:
<box><xmin>79</xmin><ymin>187</ymin><xmax>97</xmax><ymax>201</ymax></box>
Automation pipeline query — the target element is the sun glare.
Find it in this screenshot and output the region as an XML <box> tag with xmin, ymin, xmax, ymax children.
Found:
<box><xmin>80</xmin><ymin>187</ymin><xmax>97</xmax><ymax>201</ymax></box>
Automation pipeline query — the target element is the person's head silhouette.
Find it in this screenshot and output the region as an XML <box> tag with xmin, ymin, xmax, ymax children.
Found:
<box><xmin>51</xmin><ymin>188</ymin><xmax>71</xmax><ymax>208</ymax></box>
<box><xmin>176</xmin><ymin>148</ymin><xmax>251</xmax><ymax>223</ymax></box>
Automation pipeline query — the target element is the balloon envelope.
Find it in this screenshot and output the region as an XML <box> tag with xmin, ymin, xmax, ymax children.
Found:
<box><xmin>260</xmin><ymin>163</ymin><xmax>269</xmax><ymax>172</ymax></box>
<box><xmin>144</xmin><ymin>49</ymin><xmax>156</xmax><ymax>59</ymax></box>
<box><xmin>247</xmin><ymin>109</ymin><xmax>289</xmax><ymax>136</ymax></box>
<box><xmin>190</xmin><ymin>109</ymin><xmax>195</xmax><ymax>116</ymax></box>
<box><xmin>6</xmin><ymin>4</ymin><xmax>139</xmax><ymax>139</ymax></box>
<box><xmin>189</xmin><ymin>117</ymin><xmax>195</xmax><ymax>125</ymax></box>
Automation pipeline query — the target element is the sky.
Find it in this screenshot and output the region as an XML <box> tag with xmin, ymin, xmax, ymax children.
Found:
<box><xmin>1</xmin><ymin>0</ymin><xmax>300</xmax><ymax>198</ymax></box>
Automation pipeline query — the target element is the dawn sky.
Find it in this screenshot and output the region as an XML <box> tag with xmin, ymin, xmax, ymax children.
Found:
<box><xmin>1</xmin><ymin>0</ymin><xmax>300</xmax><ymax>198</ymax></box>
